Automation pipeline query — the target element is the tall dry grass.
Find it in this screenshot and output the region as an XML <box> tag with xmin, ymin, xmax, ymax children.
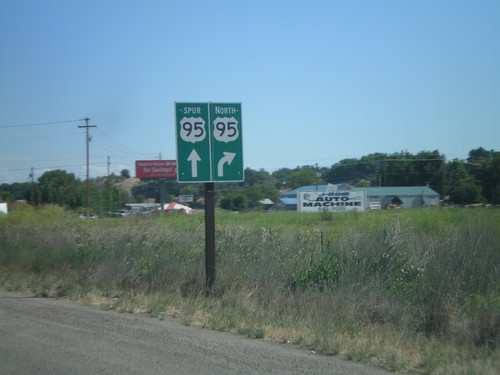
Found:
<box><xmin>1</xmin><ymin>205</ymin><xmax>498</xmax><ymax>373</ymax></box>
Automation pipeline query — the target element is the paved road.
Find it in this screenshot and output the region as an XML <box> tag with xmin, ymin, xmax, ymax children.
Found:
<box><xmin>0</xmin><ymin>290</ymin><xmax>392</xmax><ymax>374</ymax></box>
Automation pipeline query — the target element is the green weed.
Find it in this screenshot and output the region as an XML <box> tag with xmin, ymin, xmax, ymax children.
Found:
<box><xmin>1</xmin><ymin>206</ymin><xmax>499</xmax><ymax>374</ymax></box>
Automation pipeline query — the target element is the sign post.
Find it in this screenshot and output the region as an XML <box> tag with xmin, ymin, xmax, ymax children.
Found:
<box><xmin>175</xmin><ymin>102</ymin><xmax>243</xmax><ymax>293</ymax></box>
<box><xmin>204</xmin><ymin>183</ymin><xmax>216</xmax><ymax>292</ymax></box>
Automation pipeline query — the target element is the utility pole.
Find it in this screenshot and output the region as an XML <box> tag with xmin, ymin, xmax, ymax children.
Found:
<box><xmin>78</xmin><ymin>118</ymin><xmax>96</xmax><ymax>216</ymax></box>
<box><xmin>106</xmin><ymin>155</ymin><xmax>111</xmax><ymax>216</ymax></box>
<box><xmin>315</xmin><ymin>163</ymin><xmax>320</xmax><ymax>191</ymax></box>
<box><xmin>29</xmin><ymin>167</ymin><xmax>36</xmax><ymax>207</ymax></box>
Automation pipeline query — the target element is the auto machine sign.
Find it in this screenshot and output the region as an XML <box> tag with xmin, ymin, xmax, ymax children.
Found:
<box><xmin>298</xmin><ymin>190</ymin><xmax>366</xmax><ymax>212</ymax></box>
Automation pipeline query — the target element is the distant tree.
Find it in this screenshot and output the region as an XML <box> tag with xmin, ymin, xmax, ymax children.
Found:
<box><xmin>381</xmin><ymin>150</ymin><xmax>444</xmax><ymax>189</ymax></box>
<box><xmin>131</xmin><ymin>181</ymin><xmax>179</xmax><ymax>203</ymax></box>
<box><xmin>449</xmin><ymin>183</ymin><xmax>484</xmax><ymax>205</ymax></box>
<box><xmin>445</xmin><ymin>160</ymin><xmax>484</xmax><ymax>204</ymax></box>
<box><xmin>37</xmin><ymin>170</ymin><xmax>83</xmax><ymax>209</ymax></box>
<box><xmin>218</xmin><ymin>180</ymin><xmax>279</xmax><ymax>211</ymax></box>
<box><xmin>470</xmin><ymin>151</ymin><xmax>500</xmax><ymax>204</ymax></box>
<box><xmin>325</xmin><ymin>151</ymin><xmax>445</xmax><ymax>191</ymax></box>
<box><xmin>467</xmin><ymin>147</ymin><xmax>493</xmax><ymax>164</ymax></box>
<box><xmin>325</xmin><ymin>153</ymin><xmax>386</xmax><ymax>186</ymax></box>
<box><xmin>325</xmin><ymin>157</ymin><xmax>368</xmax><ymax>184</ymax></box>
<box><xmin>87</xmin><ymin>178</ymin><xmax>123</xmax><ymax>214</ymax></box>
<box><xmin>243</xmin><ymin>168</ymin><xmax>272</xmax><ymax>186</ymax></box>
<box><xmin>353</xmin><ymin>179</ymin><xmax>371</xmax><ymax>187</ymax></box>
<box><xmin>219</xmin><ymin>196</ymin><xmax>232</xmax><ymax>210</ymax></box>
<box><xmin>289</xmin><ymin>166</ymin><xmax>322</xmax><ymax>188</ymax></box>
<box><xmin>245</xmin><ymin>183</ymin><xmax>279</xmax><ymax>208</ymax></box>
<box><xmin>231</xmin><ymin>194</ymin><xmax>248</xmax><ymax>211</ymax></box>
<box><xmin>0</xmin><ymin>191</ymin><xmax>15</xmax><ymax>202</ymax></box>
<box><xmin>121</xmin><ymin>169</ymin><xmax>131</xmax><ymax>178</ymax></box>
<box><xmin>0</xmin><ymin>182</ymin><xmax>31</xmax><ymax>201</ymax></box>
<box><xmin>219</xmin><ymin>189</ymin><xmax>248</xmax><ymax>211</ymax></box>
<box><xmin>412</xmin><ymin>151</ymin><xmax>442</xmax><ymax>189</ymax></box>
<box><xmin>271</xmin><ymin>168</ymin><xmax>294</xmax><ymax>189</ymax></box>
<box><xmin>132</xmin><ymin>181</ymin><xmax>159</xmax><ymax>202</ymax></box>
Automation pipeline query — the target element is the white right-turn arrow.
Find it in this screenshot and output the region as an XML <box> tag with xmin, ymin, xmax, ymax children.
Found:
<box><xmin>217</xmin><ymin>152</ymin><xmax>236</xmax><ymax>177</ymax></box>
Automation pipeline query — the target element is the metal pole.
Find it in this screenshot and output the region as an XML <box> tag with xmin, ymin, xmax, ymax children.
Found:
<box><xmin>204</xmin><ymin>182</ymin><xmax>216</xmax><ymax>294</ymax></box>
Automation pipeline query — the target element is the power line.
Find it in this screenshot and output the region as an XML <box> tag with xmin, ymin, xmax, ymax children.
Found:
<box><xmin>1</xmin><ymin>156</ymin><xmax>85</xmax><ymax>163</ymax></box>
<box><xmin>331</xmin><ymin>158</ymin><xmax>445</xmax><ymax>168</ymax></box>
<box><xmin>0</xmin><ymin>132</ymin><xmax>81</xmax><ymax>141</ymax></box>
<box><xmin>94</xmin><ymin>128</ymin><xmax>155</xmax><ymax>155</ymax></box>
<box><xmin>0</xmin><ymin>119</ymin><xmax>83</xmax><ymax>128</ymax></box>
<box><xmin>0</xmin><ymin>162</ymin><xmax>107</xmax><ymax>173</ymax></box>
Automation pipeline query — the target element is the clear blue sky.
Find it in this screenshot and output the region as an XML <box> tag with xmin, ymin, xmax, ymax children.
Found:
<box><xmin>1</xmin><ymin>0</ymin><xmax>499</xmax><ymax>183</ymax></box>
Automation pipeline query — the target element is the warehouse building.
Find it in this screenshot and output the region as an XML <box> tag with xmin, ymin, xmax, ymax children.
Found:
<box><xmin>278</xmin><ymin>184</ymin><xmax>440</xmax><ymax>212</ymax></box>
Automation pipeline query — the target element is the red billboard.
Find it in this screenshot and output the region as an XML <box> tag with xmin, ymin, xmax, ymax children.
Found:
<box><xmin>135</xmin><ymin>160</ymin><xmax>177</xmax><ymax>179</ymax></box>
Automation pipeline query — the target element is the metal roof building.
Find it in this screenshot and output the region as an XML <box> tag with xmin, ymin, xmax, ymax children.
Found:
<box><xmin>279</xmin><ymin>184</ymin><xmax>440</xmax><ymax>211</ymax></box>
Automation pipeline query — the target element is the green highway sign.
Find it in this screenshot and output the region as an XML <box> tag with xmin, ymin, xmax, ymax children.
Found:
<box><xmin>210</xmin><ymin>103</ymin><xmax>243</xmax><ymax>182</ymax></box>
<box><xmin>175</xmin><ymin>102</ymin><xmax>243</xmax><ymax>183</ymax></box>
<box><xmin>175</xmin><ymin>103</ymin><xmax>211</xmax><ymax>182</ymax></box>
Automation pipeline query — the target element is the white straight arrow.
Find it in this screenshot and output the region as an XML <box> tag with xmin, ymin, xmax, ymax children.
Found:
<box><xmin>187</xmin><ymin>149</ymin><xmax>201</xmax><ymax>178</ymax></box>
<box><xmin>217</xmin><ymin>152</ymin><xmax>236</xmax><ymax>177</ymax></box>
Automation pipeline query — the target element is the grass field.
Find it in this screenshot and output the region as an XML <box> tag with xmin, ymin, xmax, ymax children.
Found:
<box><xmin>1</xmin><ymin>203</ymin><xmax>499</xmax><ymax>374</ymax></box>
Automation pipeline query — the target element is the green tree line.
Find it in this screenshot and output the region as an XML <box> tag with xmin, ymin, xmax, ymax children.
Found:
<box><xmin>1</xmin><ymin>147</ymin><xmax>499</xmax><ymax>212</ymax></box>
<box><xmin>0</xmin><ymin>170</ymin><xmax>129</xmax><ymax>215</ymax></box>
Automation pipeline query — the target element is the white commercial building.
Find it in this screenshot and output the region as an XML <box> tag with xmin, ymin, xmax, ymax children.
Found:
<box><xmin>279</xmin><ymin>184</ymin><xmax>440</xmax><ymax>211</ymax></box>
